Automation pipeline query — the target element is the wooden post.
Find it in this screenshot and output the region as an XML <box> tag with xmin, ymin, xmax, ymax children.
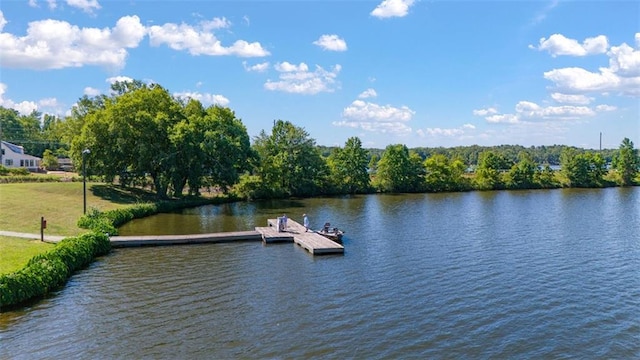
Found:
<box><xmin>41</xmin><ymin>216</ymin><xmax>45</xmax><ymax>242</ymax></box>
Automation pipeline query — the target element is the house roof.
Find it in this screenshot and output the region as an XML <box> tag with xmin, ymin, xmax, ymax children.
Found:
<box><xmin>1</xmin><ymin>141</ymin><xmax>25</xmax><ymax>154</ymax></box>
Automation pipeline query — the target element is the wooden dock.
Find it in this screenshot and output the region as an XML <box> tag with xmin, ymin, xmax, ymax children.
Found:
<box><xmin>36</xmin><ymin>219</ymin><xmax>344</xmax><ymax>255</ymax></box>
<box><xmin>255</xmin><ymin>218</ymin><xmax>344</xmax><ymax>255</ymax></box>
<box><xmin>109</xmin><ymin>231</ymin><xmax>262</xmax><ymax>247</ymax></box>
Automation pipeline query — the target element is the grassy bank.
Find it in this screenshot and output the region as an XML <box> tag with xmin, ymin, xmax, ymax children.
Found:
<box><xmin>0</xmin><ymin>236</ymin><xmax>54</xmax><ymax>274</ymax></box>
<box><xmin>0</xmin><ymin>182</ymin><xmax>158</xmax><ymax>236</ymax></box>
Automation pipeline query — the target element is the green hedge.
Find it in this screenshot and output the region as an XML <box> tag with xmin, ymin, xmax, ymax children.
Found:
<box><xmin>0</xmin><ymin>232</ymin><xmax>111</xmax><ymax>310</ymax></box>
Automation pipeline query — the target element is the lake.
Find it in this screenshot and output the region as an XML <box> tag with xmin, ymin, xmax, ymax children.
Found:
<box><xmin>1</xmin><ymin>187</ymin><xmax>639</xmax><ymax>358</ymax></box>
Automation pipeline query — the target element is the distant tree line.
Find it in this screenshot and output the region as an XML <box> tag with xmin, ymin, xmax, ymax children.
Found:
<box><xmin>1</xmin><ymin>79</ymin><xmax>638</xmax><ymax>199</ymax></box>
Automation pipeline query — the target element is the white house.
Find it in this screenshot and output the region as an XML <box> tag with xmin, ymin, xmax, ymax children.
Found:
<box><xmin>1</xmin><ymin>141</ymin><xmax>41</xmax><ymax>171</ymax></box>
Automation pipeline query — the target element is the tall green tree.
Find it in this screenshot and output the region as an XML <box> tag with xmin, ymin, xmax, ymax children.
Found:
<box><xmin>612</xmin><ymin>138</ymin><xmax>639</xmax><ymax>186</ymax></box>
<box><xmin>328</xmin><ymin>136</ymin><xmax>371</xmax><ymax>194</ymax></box>
<box><xmin>424</xmin><ymin>154</ymin><xmax>468</xmax><ymax>192</ymax></box>
<box><xmin>73</xmin><ymin>82</ymin><xmax>185</xmax><ymax>198</ymax></box>
<box><xmin>252</xmin><ymin>120</ymin><xmax>329</xmax><ymax>197</ymax></box>
<box><xmin>375</xmin><ymin>144</ymin><xmax>424</xmax><ymax>192</ymax></box>
<box><xmin>475</xmin><ymin>151</ymin><xmax>511</xmax><ymax>190</ymax></box>
<box><xmin>507</xmin><ymin>151</ymin><xmax>537</xmax><ymax>189</ymax></box>
<box><xmin>560</xmin><ymin>148</ymin><xmax>606</xmax><ymax>187</ymax></box>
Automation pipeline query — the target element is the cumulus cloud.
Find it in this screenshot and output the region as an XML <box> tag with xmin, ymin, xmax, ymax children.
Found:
<box><xmin>200</xmin><ymin>17</ymin><xmax>231</xmax><ymax>31</ymax></box>
<box><xmin>333</xmin><ymin>97</ymin><xmax>415</xmax><ymax>135</ymax></box>
<box><xmin>264</xmin><ymin>62</ymin><xmax>341</xmax><ymax>94</ymax></box>
<box><xmin>84</xmin><ymin>87</ymin><xmax>101</xmax><ymax>96</ymax></box>
<box><xmin>371</xmin><ymin>0</ymin><xmax>415</xmax><ymax>18</ymax></box>
<box><xmin>358</xmin><ymin>88</ymin><xmax>377</xmax><ymax>99</ymax></box>
<box><xmin>148</xmin><ymin>21</ymin><xmax>269</xmax><ymax>57</ymax></box>
<box><xmin>416</xmin><ymin>124</ymin><xmax>476</xmax><ymax>139</ymax></box>
<box><xmin>0</xmin><ymin>82</ymin><xmax>57</xmax><ymax>115</ymax></box>
<box><xmin>530</xmin><ymin>34</ymin><xmax>609</xmax><ymax>57</ymax></box>
<box><xmin>474</xmin><ymin>100</ymin><xmax>617</xmax><ymax>124</ymax></box>
<box><xmin>472</xmin><ymin>107</ymin><xmax>498</xmax><ymax>116</ymax></box>
<box><xmin>66</xmin><ymin>0</ymin><xmax>101</xmax><ymax>14</ymax></box>
<box><xmin>313</xmin><ymin>34</ymin><xmax>347</xmax><ymax>52</ymax></box>
<box><xmin>106</xmin><ymin>76</ymin><xmax>134</xmax><ymax>84</ymax></box>
<box><xmin>174</xmin><ymin>91</ymin><xmax>230</xmax><ymax>107</ymax></box>
<box><xmin>243</xmin><ymin>61</ymin><xmax>269</xmax><ymax>72</ymax></box>
<box><xmin>550</xmin><ymin>93</ymin><xmax>593</xmax><ymax>105</ymax></box>
<box><xmin>542</xmin><ymin>33</ymin><xmax>640</xmax><ymax>97</ymax></box>
<box><xmin>0</xmin><ymin>14</ymin><xmax>146</xmax><ymax>70</ymax></box>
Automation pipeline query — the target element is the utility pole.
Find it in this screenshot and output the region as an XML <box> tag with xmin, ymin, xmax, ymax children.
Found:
<box><xmin>599</xmin><ymin>132</ymin><xmax>602</xmax><ymax>151</ymax></box>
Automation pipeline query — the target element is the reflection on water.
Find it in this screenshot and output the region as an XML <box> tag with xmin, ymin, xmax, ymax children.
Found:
<box><xmin>2</xmin><ymin>188</ymin><xmax>639</xmax><ymax>358</ymax></box>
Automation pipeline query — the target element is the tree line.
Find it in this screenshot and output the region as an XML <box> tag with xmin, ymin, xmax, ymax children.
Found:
<box><xmin>1</xmin><ymin>80</ymin><xmax>638</xmax><ymax>199</ymax></box>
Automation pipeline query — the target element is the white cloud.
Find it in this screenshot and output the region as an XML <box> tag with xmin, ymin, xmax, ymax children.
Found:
<box><xmin>358</xmin><ymin>88</ymin><xmax>377</xmax><ymax>99</ymax></box>
<box><xmin>420</xmin><ymin>127</ymin><xmax>464</xmax><ymax>137</ymax></box>
<box><xmin>608</xmin><ymin>42</ymin><xmax>640</xmax><ymax>77</ymax></box>
<box><xmin>0</xmin><ymin>14</ymin><xmax>145</xmax><ymax>70</ymax></box>
<box><xmin>485</xmin><ymin>114</ymin><xmax>520</xmax><ymax>124</ymax></box>
<box><xmin>515</xmin><ymin>101</ymin><xmax>595</xmax><ymax>119</ymax></box>
<box><xmin>595</xmin><ymin>104</ymin><xmax>617</xmax><ymax>112</ymax></box>
<box><xmin>531</xmin><ymin>34</ymin><xmax>609</xmax><ymax>57</ymax></box>
<box><xmin>472</xmin><ymin>107</ymin><xmax>498</xmax><ymax>116</ymax></box>
<box><xmin>200</xmin><ymin>17</ymin><xmax>231</xmax><ymax>31</ymax></box>
<box><xmin>342</xmin><ymin>99</ymin><xmax>414</xmax><ymax>122</ymax></box>
<box><xmin>264</xmin><ymin>63</ymin><xmax>341</xmax><ymax>94</ymax></box>
<box><xmin>313</xmin><ymin>34</ymin><xmax>347</xmax><ymax>52</ymax></box>
<box><xmin>243</xmin><ymin>61</ymin><xmax>269</xmax><ymax>72</ymax></box>
<box><xmin>417</xmin><ymin>124</ymin><xmax>476</xmax><ymax>139</ymax></box>
<box><xmin>84</xmin><ymin>87</ymin><xmax>101</xmax><ymax>96</ymax></box>
<box><xmin>333</xmin><ymin>119</ymin><xmax>412</xmax><ymax>135</ymax></box>
<box><xmin>106</xmin><ymin>76</ymin><xmax>134</xmax><ymax>84</ymax></box>
<box><xmin>550</xmin><ymin>93</ymin><xmax>593</xmax><ymax>105</ymax></box>
<box><xmin>148</xmin><ymin>21</ymin><xmax>269</xmax><ymax>57</ymax></box>
<box><xmin>334</xmin><ymin>98</ymin><xmax>415</xmax><ymax>134</ymax></box>
<box><xmin>274</xmin><ymin>61</ymin><xmax>308</xmax><ymax>72</ymax></box>
<box><xmin>476</xmin><ymin>100</ymin><xmax>618</xmax><ymax>124</ymax></box>
<box><xmin>0</xmin><ymin>11</ymin><xmax>6</xmax><ymax>31</ymax></box>
<box><xmin>371</xmin><ymin>0</ymin><xmax>415</xmax><ymax>18</ymax></box>
<box><xmin>0</xmin><ymin>82</ymin><xmax>41</xmax><ymax>115</ymax></box>
<box><xmin>174</xmin><ymin>91</ymin><xmax>230</xmax><ymax>107</ymax></box>
<box><xmin>542</xmin><ymin>34</ymin><xmax>640</xmax><ymax>97</ymax></box>
<box><xmin>66</xmin><ymin>0</ymin><xmax>101</xmax><ymax>14</ymax></box>
<box><xmin>544</xmin><ymin>67</ymin><xmax>616</xmax><ymax>92</ymax></box>
<box><xmin>30</xmin><ymin>0</ymin><xmax>58</xmax><ymax>10</ymax></box>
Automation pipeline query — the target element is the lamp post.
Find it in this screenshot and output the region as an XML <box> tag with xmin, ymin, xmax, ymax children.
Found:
<box><xmin>82</xmin><ymin>149</ymin><xmax>90</xmax><ymax>214</ymax></box>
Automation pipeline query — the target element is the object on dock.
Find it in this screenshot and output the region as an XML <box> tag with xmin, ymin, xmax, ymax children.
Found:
<box><xmin>262</xmin><ymin>218</ymin><xmax>344</xmax><ymax>255</ymax></box>
<box><xmin>316</xmin><ymin>222</ymin><xmax>344</xmax><ymax>243</ymax></box>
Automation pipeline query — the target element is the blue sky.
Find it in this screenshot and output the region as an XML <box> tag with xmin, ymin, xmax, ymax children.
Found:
<box><xmin>0</xmin><ymin>0</ymin><xmax>638</xmax><ymax>149</ymax></box>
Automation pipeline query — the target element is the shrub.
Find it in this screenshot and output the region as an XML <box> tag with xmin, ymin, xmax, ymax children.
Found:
<box><xmin>0</xmin><ymin>232</ymin><xmax>111</xmax><ymax>309</ymax></box>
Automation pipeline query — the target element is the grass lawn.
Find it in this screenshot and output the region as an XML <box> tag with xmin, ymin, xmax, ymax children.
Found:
<box><xmin>0</xmin><ymin>236</ymin><xmax>54</xmax><ymax>274</ymax></box>
<box><xmin>0</xmin><ymin>181</ymin><xmax>168</xmax><ymax>276</ymax></box>
<box><xmin>0</xmin><ymin>182</ymin><xmax>157</xmax><ymax>236</ymax></box>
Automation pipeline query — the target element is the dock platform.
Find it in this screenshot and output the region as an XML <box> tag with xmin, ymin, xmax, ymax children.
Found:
<box><xmin>256</xmin><ymin>218</ymin><xmax>344</xmax><ymax>255</ymax></box>
<box><xmin>109</xmin><ymin>231</ymin><xmax>262</xmax><ymax>247</ymax></box>
<box><xmin>33</xmin><ymin>219</ymin><xmax>344</xmax><ymax>255</ymax></box>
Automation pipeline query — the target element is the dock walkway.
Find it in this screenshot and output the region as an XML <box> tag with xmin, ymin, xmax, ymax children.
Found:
<box><xmin>256</xmin><ymin>218</ymin><xmax>344</xmax><ymax>255</ymax></box>
<box><xmin>3</xmin><ymin>219</ymin><xmax>344</xmax><ymax>255</ymax></box>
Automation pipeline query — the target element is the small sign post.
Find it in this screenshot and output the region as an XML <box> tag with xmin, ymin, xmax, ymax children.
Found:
<box><xmin>40</xmin><ymin>216</ymin><xmax>46</xmax><ymax>242</ymax></box>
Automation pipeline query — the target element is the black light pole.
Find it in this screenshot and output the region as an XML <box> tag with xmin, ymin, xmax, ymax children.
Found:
<box><xmin>82</xmin><ymin>149</ymin><xmax>90</xmax><ymax>214</ymax></box>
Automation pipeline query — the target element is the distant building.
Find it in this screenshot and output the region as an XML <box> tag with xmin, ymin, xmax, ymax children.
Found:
<box><xmin>1</xmin><ymin>141</ymin><xmax>42</xmax><ymax>171</ymax></box>
<box><xmin>57</xmin><ymin>157</ymin><xmax>74</xmax><ymax>171</ymax></box>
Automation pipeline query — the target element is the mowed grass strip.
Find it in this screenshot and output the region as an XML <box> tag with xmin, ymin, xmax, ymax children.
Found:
<box><xmin>0</xmin><ymin>182</ymin><xmax>146</xmax><ymax>236</ymax></box>
<box><xmin>0</xmin><ymin>236</ymin><xmax>54</xmax><ymax>274</ymax></box>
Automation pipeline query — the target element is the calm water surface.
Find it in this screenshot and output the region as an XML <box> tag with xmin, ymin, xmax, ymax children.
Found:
<box><xmin>1</xmin><ymin>188</ymin><xmax>639</xmax><ymax>358</ymax></box>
